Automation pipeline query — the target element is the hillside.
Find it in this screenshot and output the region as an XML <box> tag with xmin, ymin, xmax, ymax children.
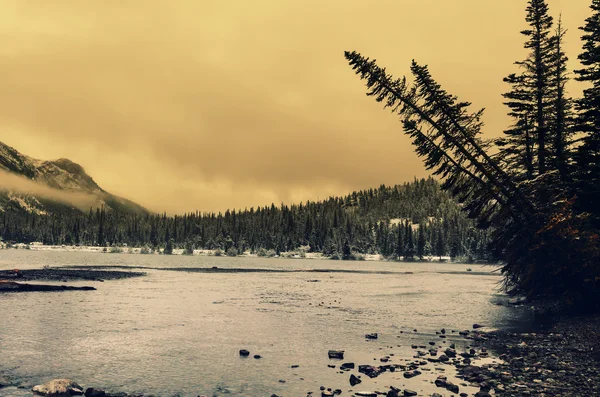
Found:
<box><xmin>0</xmin><ymin>141</ymin><xmax>148</xmax><ymax>216</ymax></box>
<box><xmin>1</xmin><ymin>174</ymin><xmax>491</xmax><ymax>260</ymax></box>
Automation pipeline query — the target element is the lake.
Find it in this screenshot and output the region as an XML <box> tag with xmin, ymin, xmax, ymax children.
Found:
<box><xmin>0</xmin><ymin>250</ymin><xmax>533</xmax><ymax>396</ymax></box>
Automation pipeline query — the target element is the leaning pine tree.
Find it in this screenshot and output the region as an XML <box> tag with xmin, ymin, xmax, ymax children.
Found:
<box><xmin>343</xmin><ymin>46</ymin><xmax>600</xmax><ymax>308</ymax></box>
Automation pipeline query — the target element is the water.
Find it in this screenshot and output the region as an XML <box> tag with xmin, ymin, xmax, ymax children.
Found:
<box><xmin>0</xmin><ymin>250</ymin><xmax>533</xmax><ymax>396</ymax></box>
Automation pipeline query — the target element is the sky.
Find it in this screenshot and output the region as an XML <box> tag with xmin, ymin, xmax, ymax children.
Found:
<box><xmin>0</xmin><ymin>0</ymin><xmax>592</xmax><ymax>214</ymax></box>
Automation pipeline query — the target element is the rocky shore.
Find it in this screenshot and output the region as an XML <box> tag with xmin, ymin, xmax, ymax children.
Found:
<box><xmin>1</xmin><ymin>313</ymin><xmax>598</xmax><ymax>397</ymax></box>
<box><xmin>0</xmin><ymin>268</ymin><xmax>146</xmax><ymax>282</ymax></box>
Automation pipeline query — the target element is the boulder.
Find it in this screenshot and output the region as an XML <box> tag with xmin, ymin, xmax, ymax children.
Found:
<box><xmin>32</xmin><ymin>379</ymin><xmax>84</xmax><ymax>396</ymax></box>
<box><xmin>239</xmin><ymin>349</ymin><xmax>250</xmax><ymax>357</ymax></box>
<box><xmin>386</xmin><ymin>386</ymin><xmax>401</xmax><ymax>397</ymax></box>
<box><xmin>328</xmin><ymin>350</ymin><xmax>344</xmax><ymax>359</ymax></box>
<box><xmin>403</xmin><ymin>390</ymin><xmax>417</xmax><ymax>397</ymax></box>
<box><xmin>349</xmin><ymin>374</ymin><xmax>362</xmax><ymax>386</ymax></box>
<box><xmin>445</xmin><ymin>382</ymin><xmax>460</xmax><ymax>393</ymax></box>
<box><xmin>365</xmin><ymin>333</ymin><xmax>378</xmax><ymax>340</ymax></box>
<box><xmin>84</xmin><ymin>389</ymin><xmax>106</xmax><ymax>397</ymax></box>
<box><xmin>340</xmin><ymin>362</ymin><xmax>355</xmax><ymax>370</ymax></box>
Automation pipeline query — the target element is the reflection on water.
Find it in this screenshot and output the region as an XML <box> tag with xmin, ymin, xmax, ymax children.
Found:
<box><xmin>0</xmin><ymin>250</ymin><xmax>533</xmax><ymax>396</ymax></box>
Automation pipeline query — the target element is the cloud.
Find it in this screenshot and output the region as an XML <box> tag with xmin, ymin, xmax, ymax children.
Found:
<box><xmin>0</xmin><ymin>170</ymin><xmax>101</xmax><ymax>211</ymax></box>
<box><xmin>0</xmin><ymin>0</ymin><xmax>591</xmax><ymax>213</ymax></box>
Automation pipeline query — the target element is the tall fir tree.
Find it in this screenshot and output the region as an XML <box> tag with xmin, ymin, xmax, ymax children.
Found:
<box><xmin>574</xmin><ymin>0</ymin><xmax>600</xmax><ymax>222</ymax></box>
<box><xmin>548</xmin><ymin>16</ymin><xmax>573</xmax><ymax>182</ymax></box>
<box><xmin>498</xmin><ymin>0</ymin><xmax>555</xmax><ymax>179</ymax></box>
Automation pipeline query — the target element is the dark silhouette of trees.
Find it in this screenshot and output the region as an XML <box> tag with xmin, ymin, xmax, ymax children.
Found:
<box><xmin>574</xmin><ymin>0</ymin><xmax>600</xmax><ymax>225</ymax></box>
<box><xmin>344</xmin><ymin>0</ymin><xmax>600</xmax><ymax>309</ymax></box>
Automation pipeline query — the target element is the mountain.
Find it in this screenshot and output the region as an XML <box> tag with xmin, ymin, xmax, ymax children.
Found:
<box><xmin>0</xmin><ymin>141</ymin><xmax>149</xmax><ymax>216</ymax></box>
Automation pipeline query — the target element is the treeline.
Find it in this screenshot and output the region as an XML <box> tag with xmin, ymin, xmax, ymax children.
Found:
<box><xmin>345</xmin><ymin>0</ymin><xmax>600</xmax><ymax>308</ymax></box>
<box><xmin>0</xmin><ymin>177</ymin><xmax>491</xmax><ymax>261</ymax></box>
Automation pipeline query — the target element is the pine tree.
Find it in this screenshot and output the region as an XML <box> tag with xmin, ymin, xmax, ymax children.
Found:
<box><xmin>404</xmin><ymin>223</ymin><xmax>415</xmax><ymax>261</ymax></box>
<box><xmin>417</xmin><ymin>224</ymin><xmax>426</xmax><ymax>260</ymax></box>
<box><xmin>548</xmin><ymin>17</ymin><xmax>573</xmax><ymax>182</ymax></box>
<box><xmin>498</xmin><ymin>0</ymin><xmax>555</xmax><ymax>178</ymax></box>
<box><xmin>435</xmin><ymin>230</ymin><xmax>445</xmax><ymax>260</ymax></box>
<box><xmin>395</xmin><ymin>222</ymin><xmax>404</xmax><ymax>259</ymax></box>
<box><xmin>574</xmin><ymin>0</ymin><xmax>600</xmax><ymax>221</ymax></box>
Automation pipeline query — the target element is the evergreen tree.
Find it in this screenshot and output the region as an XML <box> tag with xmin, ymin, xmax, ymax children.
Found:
<box><xmin>574</xmin><ymin>0</ymin><xmax>600</xmax><ymax>222</ymax></box>
<box><xmin>404</xmin><ymin>223</ymin><xmax>415</xmax><ymax>261</ymax></box>
<box><xmin>498</xmin><ymin>0</ymin><xmax>555</xmax><ymax>178</ymax></box>
<box><xmin>548</xmin><ymin>17</ymin><xmax>573</xmax><ymax>182</ymax></box>
<box><xmin>417</xmin><ymin>224</ymin><xmax>426</xmax><ymax>260</ymax></box>
<box><xmin>395</xmin><ymin>222</ymin><xmax>404</xmax><ymax>259</ymax></box>
<box><xmin>342</xmin><ymin>239</ymin><xmax>352</xmax><ymax>260</ymax></box>
<box><xmin>435</xmin><ymin>230</ymin><xmax>445</xmax><ymax>260</ymax></box>
<box><xmin>164</xmin><ymin>238</ymin><xmax>174</xmax><ymax>255</ymax></box>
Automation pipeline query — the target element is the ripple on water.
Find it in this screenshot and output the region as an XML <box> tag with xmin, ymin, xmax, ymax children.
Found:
<box><xmin>0</xmin><ymin>251</ymin><xmax>532</xmax><ymax>396</ymax></box>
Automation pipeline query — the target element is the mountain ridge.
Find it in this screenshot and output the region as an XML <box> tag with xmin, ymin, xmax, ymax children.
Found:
<box><xmin>0</xmin><ymin>141</ymin><xmax>149</xmax><ymax>215</ymax></box>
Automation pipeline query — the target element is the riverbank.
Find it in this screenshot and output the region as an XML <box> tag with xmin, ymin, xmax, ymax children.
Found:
<box><xmin>1</xmin><ymin>314</ymin><xmax>598</xmax><ymax>397</ymax></box>
<box><xmin>463</xmin><ymin>314</ymin><xmax>600</xmax><ymax>397</ymax></box>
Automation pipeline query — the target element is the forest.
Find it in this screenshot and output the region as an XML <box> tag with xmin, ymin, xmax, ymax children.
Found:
<box><xmin>0</xmin><ymin>177</ymin><xmax>491</xmax><ymax>262</ymax></box>
<box><xmin>344</xmin><ymin>0</ymin><xmax>600</xmax><ymax>308</ymax></box>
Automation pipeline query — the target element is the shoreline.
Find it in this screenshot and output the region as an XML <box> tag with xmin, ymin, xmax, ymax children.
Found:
<box><xmin>2</xmin><ymin>315</ymin><xmax>599</xmax><ymax>397</ymax></box>
<box><xmin>0</xmin><ymin>243</ymin><xmax>474</xmax><ymax>264</ymax></box>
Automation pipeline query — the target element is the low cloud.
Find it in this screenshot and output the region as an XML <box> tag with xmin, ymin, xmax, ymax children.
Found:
<box><xmin>0</xmin><ymin>170</ymin><xmax>101</xmax><ymax>212</ymax></box>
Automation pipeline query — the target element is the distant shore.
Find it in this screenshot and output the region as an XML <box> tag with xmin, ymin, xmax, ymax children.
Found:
<box><xmin>0</xmin><ymin>242</ymin><xmax>461</xmax><ymax>263</ymax></box>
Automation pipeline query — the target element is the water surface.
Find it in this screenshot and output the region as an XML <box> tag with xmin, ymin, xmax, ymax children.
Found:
<box><xmin>0</xmin><ymin>250</ymin><xmax>532</xmax><ymax>396</ymax></box>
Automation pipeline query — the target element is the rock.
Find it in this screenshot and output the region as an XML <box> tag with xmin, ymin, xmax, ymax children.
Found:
<box><xmin>253</xmin><ymin>354</ymin><xmax>262</xmax><ymax>359</ymax></box>
<box><xmin>350</xmin><ymin>374</ymin><xmax>362</xmax><ymax>386</ymax></box>
<box><xmin>291</xmin><ymin>364</ymin><xmax>299</xmax><ymax>368</ymax></box>
<box><xmin>32</xmin><ymin>379</ymin><xmax>84</xmax><ymax>396</ymax></box>
<box><xmin>445</xmin><ymin>382</ymin><xmax>459</xmax><ymax>393</ymax></box>
<box><xmin>434</xmin><ymin>377</ymin><xmax>447</xmax><ymax>387</ymax></box>
<box><xmin>438</xmin><ymin>354</ymin><xmax>449</xmax><ymax>362</ymax></box>
<box><xmin>403</xmin><ymin>390</ymin><xmax>417</xmax><ymax>397</ymax></box>
<box><xmin>84</xmin><ymin>389</ymin><xmax>106</xmax><ymax>397</ymax></box>
<box><xmin>472</xmin><ymin>324</ymin><xmax>484</xmax><ymax>329</ymax></box>
<box><xmin>321</xmin><ymin>392</ymin><xmax>334</xmax><ymax>397</ymax></box>
<box><xmin>358</xmin><ymin>365</ymin><xmax>383</xmax><ymax>378</ymax></box>
<box><xmin>239</xmin><ymin>349</ymin><xmax>250</xmax><ymax>357</ymax></box>
<box><xmin>385</xmin><ymin>386</ymin><xmax>401</xmax><ymax>397</ymax></box>
<box><xmin>444</xmin><ymin>348</ymin><xmax>457</xmax><ymax>358</ymax></box>
<box><xmin>403</xmin><ymin>370</ymin><xmax>421</xmax><ymax>378</ymax></box>
<box><xmin>355</xmin><ymin>393</ymin><xmax>377</xmax><ymax>397</ymax></box>
<box><xmin>328</xmin><ymin>350</ymin><xmax>344</xmax><ymax>359</ymax></box>
<box><xmin>340</xmin><ymin>362</ymin><xmax>355</xmax><ymax>370</ymax></box>
<box><xmin>441</xmin><ymin>328</ymin><xmax>446</xmax><ymax>334</ymax></box>
<box><xmin>365</xmin><ymin>333</ymin><xmax>378</xmax><ymax>340</ymax></box>
<box><xmin>432</xmin><ymin>394</ymin><xmax>442</xmax><ymax>397</ymax></box>
<box><xmin>474</xmin><ymin>392</ymin><xmax>491</xmax><ymax>397</ymax></box>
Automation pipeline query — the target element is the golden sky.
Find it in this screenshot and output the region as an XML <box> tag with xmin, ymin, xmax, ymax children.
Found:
<box><xmin>0</xmin><ymin>0</ymin><xmax>591</xmax><ymax>214</ymax></box>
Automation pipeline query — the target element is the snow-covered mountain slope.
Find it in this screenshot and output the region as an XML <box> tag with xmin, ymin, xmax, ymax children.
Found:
<box><xmin>0</xmin><ymin>141</ymin><xmax>149</xmax><ymax>215</ymax></box>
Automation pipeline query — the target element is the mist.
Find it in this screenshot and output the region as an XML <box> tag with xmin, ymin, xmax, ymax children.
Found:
<box><xmin>0</xmin><ymin>170</ymin><xmax>101</xmax><ymax>212</ymax></box>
